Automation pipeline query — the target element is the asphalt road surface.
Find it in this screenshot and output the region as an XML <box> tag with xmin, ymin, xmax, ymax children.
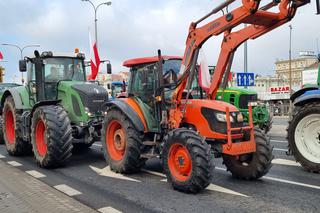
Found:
<box><xmin>0</xmin><ymin>124</ymin><xmax>319</xmax><ymax>213</ymax></box>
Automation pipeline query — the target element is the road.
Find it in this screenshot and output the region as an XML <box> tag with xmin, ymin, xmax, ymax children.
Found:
<box><xmin>0</xmin><ymin>120</ymin><xmax>319</xmax><ymax>213</ymax></box>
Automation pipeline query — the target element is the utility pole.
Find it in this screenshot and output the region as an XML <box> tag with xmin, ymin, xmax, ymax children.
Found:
<box><xmin>288</xmin><ymin>24</ymin><xmax>293</xmax><ymax>117</ymax></box>
<box><xmin>289</xmin><ymin>25</ymin><xmax>292</xmax><ymax>96</ymax></box>
<box><xmin>244</xmin><ymin>24</ymin><xmax>248</xmax><ymax>89</ymax></box>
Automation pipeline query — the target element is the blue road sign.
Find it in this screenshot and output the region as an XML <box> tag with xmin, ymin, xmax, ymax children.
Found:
<box><xmin>237</xmin><ymin>73</ymin><xmax>254</xmax><ymax>87</ymax></box>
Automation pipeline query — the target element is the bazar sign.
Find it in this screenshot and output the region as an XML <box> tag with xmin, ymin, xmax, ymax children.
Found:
<box><xmin>270</xmin><ymin>86</ymin><xmax>290</xmax><ymax>93</ymax></box>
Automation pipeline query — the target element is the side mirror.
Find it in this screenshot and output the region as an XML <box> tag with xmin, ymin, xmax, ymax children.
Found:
<box><xmin>107</xmin><ymin>63</ymin><xmax>112</xmax><ymax>74</ymax></box>
<box><xmin>19</xmin><ymin>60</ymin><xmax>27</xmax><ymax>72</ymax></box>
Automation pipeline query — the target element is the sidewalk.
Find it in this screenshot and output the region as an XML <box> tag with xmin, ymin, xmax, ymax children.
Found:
<box><xmin>0</xmin><ymin>160</ymin><xmax>96</xmax><ymax>213</ymax></box>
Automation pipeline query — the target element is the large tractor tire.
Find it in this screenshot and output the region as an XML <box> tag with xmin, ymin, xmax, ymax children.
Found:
<box><xmin>162</xmin><ymin>128</ymin><xmax>213</xmax><ymax>193</ymax></box>
<box><xmin>0</xmin><ymin>117</ymin><xmax>4</xmax><ymax>144</ymax></box>
<box><xmin>287</xmin><ymin>102</ymin><xmax>320</xmax><ymax>173</ymax></box>
<box><xmin>222</xmin><ymin>128</ymin><xmax>273</xmax><ymax>179</ymax></box>
<box><xmin>102</xmin><ymin>108</ymin><xmax>146</xmax><ymax>173</ymax></box>
<box><xmin>31</xmin><ymin>105</ymin><xmax>73</xmax><ymax>168</ymax></box>
<box><xmin>2</xmin><ymin>96</ymin><xmax>31</xmax><ymax>155</ymax></box>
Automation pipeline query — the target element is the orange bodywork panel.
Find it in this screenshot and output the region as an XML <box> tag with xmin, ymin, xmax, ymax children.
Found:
<box><xmin>121</xmin><ymin>98</ymin><xmax>148</xmax><ymax>132</ymax></box>
<box><xmin>182</xmin><ymin>99</ymin><xmax>239</xmax><ymax>140</ymax></box>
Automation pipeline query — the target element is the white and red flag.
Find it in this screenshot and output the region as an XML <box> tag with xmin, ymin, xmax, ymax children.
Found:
<box><xmin>0</xmin><ymin>51</ymin><xmax>3</xmax><ymax>60</ymax></box>
<box><xmin>88</xmin><ymin>32</ymin><xmax>101</xmax><ymax>80</ymax></box>
<box><xmin>198</xmin><ymin>49</ymin><xmax>211</xmax><ymax>93</ymax></box>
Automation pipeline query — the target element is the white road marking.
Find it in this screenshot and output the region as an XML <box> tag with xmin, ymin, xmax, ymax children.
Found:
<box><xmin>7</xmin><ymin>161</ymin><xmax>22</xmax><ymax>167</ymax></box>
<box><xmin>273</xmin><ymin>148</ymin><xmax>288</xmax><ymax>152</ymax></box>
<box><xmin>216</xmin><ymin>167</ymin><xmax>227</xmax><ymax>171</ymax></box>
<box><xmin>160</xmin><ymin>178</ymin><xmax>248</xmax><ymax>197</ymax></box>
<box><xmin>272</xmin><ymin>158</ymin><xmax>301</xmax><ymax>167</ymax></box>
<box><xmin>98</xmin><ymin>206</ymin><xmax>123</xmax><ymax>213</ymax></box>
<box><xmin>0</xmin><ymin>154</ymin><xmax>5</xmax><ymax>158</ymax></box>
<box><xmin>263</xmin><ymin>176</ymin><xmax>320</xmax><ymax>190</ymax></box>
<box><xmin>141</xmin><ymin>169</ymin><xmax>166</xmax><ymax>178</ymax></box>
<box><xmin>54</xmin><ymin>184</ymin><xmax>82</xmax><ymax>196</ymax></box>
<box><xmin>217</xmin><ymin>166</ymin><xmax>320</xmax><ymax>190</ymax></box>
<box><xmin>270</xmin><ymin>139</ymin><xmax>287</xmax><ymax>144</ymax></box>
<box><xmin>26</xmin><ymin>170</ymin><xmax>46</xmax><ymax>178</ymax></box>
<box><xmin>93</xmin><ymin>143</ymin><xmax>102</xmax><ymax>147</ymax></box>
<box><xmin>90</xmin><ymin>165</ymin><xmax>141</xmax><ymax>182</ymax></box>
<box><xmin>207</xmin><ymin>184</ymin><xmax>249</xmax><ymax>197</ymax></box>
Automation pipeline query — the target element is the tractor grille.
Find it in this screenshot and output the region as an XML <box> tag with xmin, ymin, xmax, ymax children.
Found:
<box><xmin>72</xmin><ymin>83</ymin><xmax>107</xmax><ymax>113</ymax></box>
<box><xmin>201</xmin><ymin>107</ymin><xmax>243</xmax><ymax>134</ymax></box>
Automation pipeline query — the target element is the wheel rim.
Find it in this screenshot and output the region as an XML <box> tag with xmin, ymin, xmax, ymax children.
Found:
<box><xmin>168</xmin><ymin>144</ymin><xmax>192</xmax><ymax>182</ymax></box>
<box><xmin>106</xmin><ymin>120</ymin><xmax>126</xmax><ymax>161</ymax></box>
<box><xmin>35</xmin><ymin>119</ymin><xmax>47</xmax><ymax>157</ymax></box>
<box><xmin>5</xmin><ymin>109</ymin><xmax>15</xmax><ymax>144</ymax></box>
<box><xmin>294</xmin><ymin>114</ymin><xmax>320</xmax><ymax>164</ymax></box>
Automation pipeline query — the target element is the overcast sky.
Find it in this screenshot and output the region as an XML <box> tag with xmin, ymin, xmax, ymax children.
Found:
<box><xmin>0</xmin><ymin>0</ymin><xmax>319</xmax><ymax>83</ymax></box>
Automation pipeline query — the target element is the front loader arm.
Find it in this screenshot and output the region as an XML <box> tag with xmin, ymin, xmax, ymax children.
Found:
<box><xmin>168</xmin><ymin>0</ymin><xmax>312</xmax><ymax>128</ymax></box>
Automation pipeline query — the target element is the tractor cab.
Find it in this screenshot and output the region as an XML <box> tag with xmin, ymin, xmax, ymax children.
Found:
<box><xmin>20</xmin><ymin>51</ymin><xmax>86</xmax><ymax>103</ymax></box>
<box><xmin>123</xmin><ymin>56</ymin><xmax>182</xmax><ymax>132</ymax></box>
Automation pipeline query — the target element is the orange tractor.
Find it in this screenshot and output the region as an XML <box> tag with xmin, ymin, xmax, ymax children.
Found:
<box><xmin>102</xmin><ymin>0</ymin><xmax>313</xmax><ymax>193</ymax></box>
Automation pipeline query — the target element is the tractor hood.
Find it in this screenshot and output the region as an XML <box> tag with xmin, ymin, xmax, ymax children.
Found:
<box><xmin>71</xmin><ymin>83</ymin><xmax>107</xmax><ymax>113</ymax></box>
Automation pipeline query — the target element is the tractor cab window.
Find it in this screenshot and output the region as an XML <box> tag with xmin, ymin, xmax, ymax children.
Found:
<box><xmin>129</xmin><ymin>63</ymin><xmax>157</xmax><ymax>102</ymax></box>
<box><xmin>43</xmin><ymin>58</ymin><xmax>85</xmax><ymax>82</ymax></box>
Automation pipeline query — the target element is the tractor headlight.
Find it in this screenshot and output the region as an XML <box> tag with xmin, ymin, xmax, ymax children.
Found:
<box><xmin>84</xmin><ymin>107</ymin><xmax>93</xmax><ymax>117</ymax></box>
<box><xmin>237</xmin><ymin>113</ymin><xmax>244</xmax><ymax>122</ymax></box>
<box><xmin>215</xmin><ymin>112</ymin><xmax>234</xmax><ymax>123</ymax></box>
<box><xmin>248</xmin><ymin>102</ymin><xmax>258</xmax><ymax>107</ymax></box>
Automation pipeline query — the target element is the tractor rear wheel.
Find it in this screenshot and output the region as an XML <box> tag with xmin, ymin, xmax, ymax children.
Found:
<box><xmin>222</xmin><ymin>128</ymin><xmax>273</xmax><ymax>179</ymax></box>
<box><xmin>2</xmin><ymin>96</ymin><xmax>31</xmax><ymax>155</ymax></box>
<box><xmin>31</xmin><ymin>105</ymin><xmax>73</xmax><ymax>168</ymax></box>
<box><xmin>162</xmin><ymin>128</ymin><xmax>213</xmax><ymax>193</ymax></box>
<box><xmin>0</xmin><ymin>117</ymin><xmax>4</xmax><ymax>144</ymax></box>
<box><xmin>102</xmin><ymin>108</ymin><xmax>145</xmax><ymax>173</ymax></box>
<box><xmin>287</xmin><ymin>102</ymin><xmax>320</xmax><ymax>173</ymax></box>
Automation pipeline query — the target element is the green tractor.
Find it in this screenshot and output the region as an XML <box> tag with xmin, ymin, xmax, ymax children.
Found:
<box><xmin>216</xmin><ymin>88</ymin><xmax>272</xmax><ymax>133</ymax></box>
<box><xmin>1</xmin><ymin>50</ymin><xmax>108</xmax><ymax>167</ymax></box>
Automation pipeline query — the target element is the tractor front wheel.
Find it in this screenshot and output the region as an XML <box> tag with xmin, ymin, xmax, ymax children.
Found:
<box><xmin>2</xmin><ymin>96</ymin><xmax>31</xmax><ymax>155</ymax></box>
<box><xmin>162</xmin><ymin>128</ymin><xmax>213</xmax><ymax>193</ymax></box>
<box><xmin>31</xmin><ymin>105</ymin><xmax>73</xmax><ymax>168</ymax></box>
<box><xmin>102</xmin><ymin>108</ymin><xmax>145</xmax><ymax>173</ymax></box>
<box><xmin>222</xmin><ymin>129</ymin><xmax>273</xmax><ymax>179</ymax></box>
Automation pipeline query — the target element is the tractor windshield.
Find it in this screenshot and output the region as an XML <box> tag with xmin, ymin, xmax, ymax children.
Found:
<box><xmin>44</xmin><ymin>58</ymin><xmax>85</xmax><ymax>82</ymax></box>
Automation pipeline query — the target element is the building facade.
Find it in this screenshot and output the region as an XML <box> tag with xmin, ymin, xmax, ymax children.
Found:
<box><xmin>275</xmin><ymin>51</ymin><xmax>318</xmax><ymax>87</ymax></box>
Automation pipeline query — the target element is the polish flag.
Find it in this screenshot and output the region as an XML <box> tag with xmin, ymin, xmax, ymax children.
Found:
<box><xmin>88</xmin><ymin>32</ymin><xmax>101</xmax><ymax>80</ymax></box>
<box><xmin>198</xmin><ymin>49</ymin><xmax>211</xmax><ymax>93</ymax></box>
<box><xmin>0</xmin><ymin>52</ymin><xmax>3</xmax><ymax>60</ymax></box>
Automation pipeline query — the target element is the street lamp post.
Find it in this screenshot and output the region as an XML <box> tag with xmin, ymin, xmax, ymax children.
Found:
<box><xmin>289</xmin><ymin>25</ymin><xmax>292</xmax><ymax>96</ymax></box>
<box><xmin>1</xmin><ymin>43</ymin><xmax>40</xmax><ymax>84</ymax></box>
<box><xmin>288</xmin><ymin>24</ymin><xmax>293</xmax><ymax>117</ymax></box>
<box><xmin>81</xmin><ymin>0</ymin><xmax>112</xmax><ymax>48</ymax></box>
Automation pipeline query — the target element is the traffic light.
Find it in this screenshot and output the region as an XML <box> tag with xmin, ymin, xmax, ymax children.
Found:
<box><xmin>0</xmin><ymin>66</ymin><xmax>5</xmax><ymax>83</ymax></box>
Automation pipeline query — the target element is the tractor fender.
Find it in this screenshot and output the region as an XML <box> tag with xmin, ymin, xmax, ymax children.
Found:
<box><xmin>1</xmin><ymin>89</ymin><xmax>24</xmax><ymax>114</ymax></box>
<box><xmin>106</xmin><ymin>100</ymin><xmax>145</xmax><ymax>132</ymax></box>
<box><xmin>30</xmin><ymin>100</ymin><xmax>61</xmax><ymax>118</ymax></box>
<box><xmin>290</xmin><ymin>86</ymin><xmax>319</xmax><ymax>102</ymax></box>
<box><xmin>294</xmin><ymin>90</ymin><xmax>320</xmax><ymax>107</ymax></box>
